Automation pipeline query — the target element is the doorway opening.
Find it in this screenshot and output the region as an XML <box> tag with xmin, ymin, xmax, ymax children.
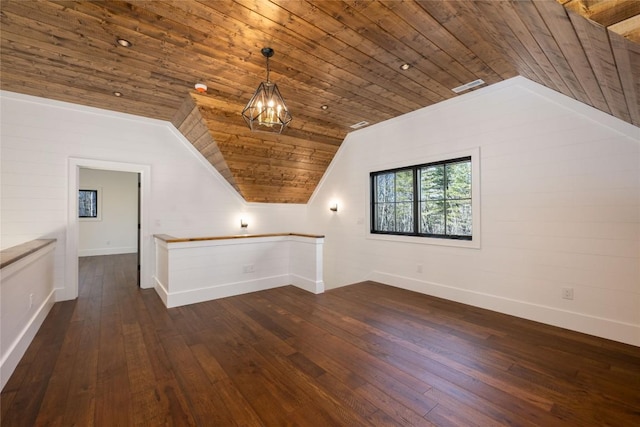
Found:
<box><xmin>66</xmin><ymin>158</ymin><xmax>151</xmax><ymax>301</ymax></box>
<box><xmin>78</xmin><ymin>168</ymin><xmax>140</xmax><ymax>286</ymax></box>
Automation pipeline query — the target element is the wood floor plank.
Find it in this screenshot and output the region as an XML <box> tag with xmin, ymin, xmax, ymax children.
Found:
<box><xmin>1</xmin><ymin>255</ymin><xmax>639</xmax><ymax>426</ymax></box>
<box><xmin>189</xmin><ymin>343</ymin><xmax>265</xmax><ymax>426</ymax></box>
<box><xmin>251</xmin><ymin>289</ymin><xmax>436</xmax><ymax>397</ymax></box>
<box><xmin>32</xmin><ymin>319</ymin><xmax>83</xmax><ymax>426</ymax></box>
<box><xmin>95</xmin><ymin>303</ymin><xmax>132</xmax><ymax>425</ymax></box>
<box><xmin>196</xmin><ymin>321</ymin><xmax>310</xmax><ymax>423</ymax></box>
<box><xmin>357</xmin><ymin>382</ymin><xmax>436</xmax><ymax>427</ymax></box>
<box><xmin>423</xmin><ymin>387</ymin><xmax>509</xmax><ymax>427</ymax></box>
<box><xmin>1</xmin><ymin>301</ymin><xmax>76</xmax><ymax>427</ymax></box>
<box><xmin>247</xmin><ymin>287</ymin><xmax>565</xmax><ymax>426</ymax></box>
<box><xmin>157</xmin><ymin>333</ymin><xmax>236</xmax><ymax>425</ymax></box>
<box><xmin>61</xmin><ymin>319</ymin><xmax>99</xmax><ymax>426</ymax></box>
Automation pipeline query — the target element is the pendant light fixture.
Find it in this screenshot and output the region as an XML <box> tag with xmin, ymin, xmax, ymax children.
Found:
<box><xmin>242</xmin><ymin>47</ymin><xmax>292</xmax><ymax>133</ymax></box>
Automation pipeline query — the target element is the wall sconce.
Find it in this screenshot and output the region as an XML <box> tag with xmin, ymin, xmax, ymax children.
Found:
<box><xmin>240</xmin><ymin>218</ymin><xmax>249</xmax><ymax>228</ymax></box>
<box><xmin>329</xmin><ymin>203</ymin><xmax>338</xmax><ymax>212</ymax></box>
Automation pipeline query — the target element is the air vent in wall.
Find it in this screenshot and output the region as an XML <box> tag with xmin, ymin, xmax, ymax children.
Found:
<box><xmin>350</xmin><ymin>121</ymin><xmax>370</xmax><ymax>129</ymax></box>
<box><xmin>451</xmin><ymin>79</ymin><xmax>486</xmax><ymax>94</ymax></box>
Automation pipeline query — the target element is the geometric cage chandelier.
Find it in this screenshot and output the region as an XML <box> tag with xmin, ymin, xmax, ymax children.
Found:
<box><xmin>241</xmin><ymin>47</ymin><xmax>292</xmax><ymax>134</ymax></box>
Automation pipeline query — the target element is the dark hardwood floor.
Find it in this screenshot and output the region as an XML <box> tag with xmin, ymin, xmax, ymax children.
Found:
<box><xmin>1</xmin><ymin>254</ymin><xmax>639</xmax><ymax>426</ymax></box>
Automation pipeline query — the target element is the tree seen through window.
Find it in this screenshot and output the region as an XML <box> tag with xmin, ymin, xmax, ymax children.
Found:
<box><xmin>79</xmin><ymin>189</ymin><xmax>98</xmax><ymax>218</ymax></box>
<box><xmin>371</xmin><ymin>157</ymin><xmax>472</xmax><ymax>239</ymax></box>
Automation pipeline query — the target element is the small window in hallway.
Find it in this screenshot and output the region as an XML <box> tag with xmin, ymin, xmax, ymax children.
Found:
<box><xmin>78</xmin><ymin>189</ymin><xmax>98</xmax><ymax>218</ymax></box>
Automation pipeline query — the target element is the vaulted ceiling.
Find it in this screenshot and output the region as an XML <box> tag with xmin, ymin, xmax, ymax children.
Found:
<box><xmin>1</xmin><ymin>1</ymin><xmax>638</xmax><ymax>203</ymax></box>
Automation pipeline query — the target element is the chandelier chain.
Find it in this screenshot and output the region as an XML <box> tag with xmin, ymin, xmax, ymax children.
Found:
<box><xmin>265</xmin><ymin>55</ymin><xmax>270</xmax><ymax>83</ymax></box>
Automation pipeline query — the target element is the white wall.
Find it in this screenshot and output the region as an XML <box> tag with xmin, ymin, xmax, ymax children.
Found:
<box><xmin>308</xmin><ymin>77</ymin><xmax>640</xmax><ymax>346</ymax></box>
<box><xmin>0</xmin><ymin>242</ymin><xmax>56</xmax><ymax>390</ymax></box>
<box><xmin>154</xmin><ymin>234</ymin><xmax>324</xmax><ymax>308</ymax></box>
<box><xmin>79</xmin><ymin>168</ymin><xmax>138</xmax><ymax>256</ymax></box>
<box><xmin>0</xmin><ymin>91</ymin><xmax>309</xmax><ymax>300</ymax></box>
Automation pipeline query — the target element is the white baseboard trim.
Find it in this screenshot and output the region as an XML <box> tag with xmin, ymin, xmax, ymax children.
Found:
<box><xmin>161</xmin><ymin>275</ymin><xmax>292</xmax><ymax>308</ymax></box>
<box><xmin>369</xmin><ymin>271</ymin><xmax>640</xmax><ymax>347</ymax></box>
<box><xmin>1</xmin><ymin>289</ymin><xmax>56</xmax><ymax>391</ymax></box>
<box><xmin>153</xmin><ymin>276</ymin><xmax>169</xmax><ymax>307</ymax></box>
<box><xmin>79</xmin><ymin>247</ymin><xmax>137</xmax><ymax>257</ymax></box>
<box><xmin>291</xmin><ymin>274</ymin><xmax>324</xmax><ymax>294</ymax></box>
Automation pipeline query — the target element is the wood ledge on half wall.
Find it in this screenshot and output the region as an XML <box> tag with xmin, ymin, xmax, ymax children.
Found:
<box><xmin>0</xmin><ymin>239</ymin><xmax>56</xmax><ymax>269</ymax></box>
<box><xmin>154</xmin><ymin>233</ymin><xmax>324</xmax><ymax>244</ymax></box>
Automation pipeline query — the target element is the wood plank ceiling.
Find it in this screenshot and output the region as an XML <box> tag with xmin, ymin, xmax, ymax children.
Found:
<box><xmin>1</xmin><ymin>0</ymin><xmax>638</xmax><ymax>203</ymax></box>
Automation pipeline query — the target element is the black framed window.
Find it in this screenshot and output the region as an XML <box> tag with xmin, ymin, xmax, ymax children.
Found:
<box><xmin>371</xmin><ymin>156</ymin><xmax>472</xmax><ymax>239</ymax></box>
<box><xmin>78</xmin><ymin>189</ymin><xmax>98</xmax><ymax>218</ymax></box>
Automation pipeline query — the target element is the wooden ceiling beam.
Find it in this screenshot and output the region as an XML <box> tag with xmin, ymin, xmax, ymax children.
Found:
<box><xmin>563</xmin><ymin>0</ymin><xmax>640</xmax><ymax>27</ymax></box>
<box><xmin>608</xmin><ymin>15</ymin><xmax>640</xmax><ymax>43</ymax></box>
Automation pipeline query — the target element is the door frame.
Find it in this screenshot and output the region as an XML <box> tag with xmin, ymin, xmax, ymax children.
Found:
<box><xmin>65</xmin><ymin>158</ymin><xmax>151</xmax><ymax>300</ymax></box>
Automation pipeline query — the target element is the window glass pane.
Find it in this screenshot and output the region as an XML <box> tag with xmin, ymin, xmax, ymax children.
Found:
<box><xmin>371</xmin><ymin>156</ymin><xmax>472</xmax><ymax>240</ymax></box>
<box><xmin>446</xmin><ymin>200</ymin><xmax>472</xmax><ymax>236</ymax></box>
<box><xmin>396</xmin><ymin>201</ymin><xmax>413</xmax><ymax>232</ymax></box>
<box><xmin>420</xmin><ymin>165</ymin><xmax>444</xmax><ymax>200</ymax></box>
<box><xmin>79</xmin><ymin>190</ymin><xmax>97</xmax><ymax>218</ymax></box>
<box><xmin>420</xmin><ymin>201</ymin><xmax>444</xmax><ymax>234</ymax></box>
<box><xmin>376</xmin><ymin>173</ymin><xmax>395</xmax><ymax>202</ymax></box>
<box><xmin>446</xmin><ymin>161</ymin><xmax>471</xmax><ymax>199</ymax></box>
<box><xmin>395</xmin><ymin>170</ymin><xmax>413</xmax><ymax>202</ymax></box>
<box><xmin>375</xmin><ymin>203</ymin><xmax>396</xmax><ymax>231</ymax></box>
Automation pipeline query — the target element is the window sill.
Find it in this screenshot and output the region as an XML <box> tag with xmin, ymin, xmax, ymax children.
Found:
<box><xmin>367</xmin><ymin>232</ymin><xmax>480</xmax><ymax>249</ymax></box>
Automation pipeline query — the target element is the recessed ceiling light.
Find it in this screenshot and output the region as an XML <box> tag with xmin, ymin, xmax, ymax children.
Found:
<box><xmin>195</xmin><ymin>83</ymin><xmax>207</xmax><ymax>93</ymax></box>
<box><xmin>400</xmin><ymin>63</ymin><xmax>410</xmax><ymax>71</ymax></box>
<box><xmin>116</xmin><ymin>38</ymin><xmax>132</xmax><ymax>47</ymax></box>
<box><xmin>321</xmin><ymin>105</ymin><xmax>328</xmax><ymax>110</ymax></box>
<box><xmin>113</xmin><ymin>91</ymin><xmax>123</xmax><ymax>97</ymax></box>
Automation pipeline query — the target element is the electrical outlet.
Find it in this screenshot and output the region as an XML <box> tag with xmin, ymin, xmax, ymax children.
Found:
<box><xmin>562</xmin><ymin>287</ymin><xmax>574</xmax><ymax>300</ymax></box>
<box><xmin>242</xmin><ymin>264</ymin><xmax>255</xmax><ymax>274</ymax></box>
<box><xmin>29</xmin><ymin>293</ymin><xmax>34</xmax><ymax>308</ymax></box>
<box><xmin>416</xmin><ymin>264</ymin><xmax>423</xmax><ymax>273</ymax></box>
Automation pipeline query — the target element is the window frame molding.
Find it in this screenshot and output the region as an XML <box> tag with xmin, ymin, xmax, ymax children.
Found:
<box><xmin>366</xmin><ymin>147</ymin><xmax>481</xmax><ymax>249</ymax></box>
